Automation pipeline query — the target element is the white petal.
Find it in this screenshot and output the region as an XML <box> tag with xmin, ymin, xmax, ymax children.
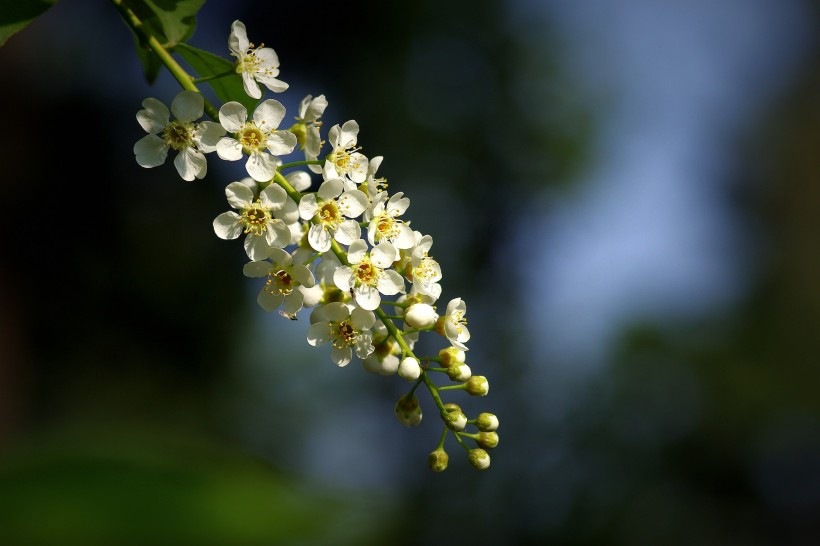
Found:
<box><xmin>243</xmin><ymin>261</ymin><xmax>271</xmax><ymax>278</ymax></box>
<box><xmin>174</xmin><ymin>148</ymin><xmax>206</xmax><ymax>181</ymax></box>
<box><xmin>298</xmin><ymin>193</ymin><xmax>318</xmax><ymax>220</ymax></box>
<box><xmin>241</xmin><ymin>73</ymin><xmax>262</xmax><ymax>100</ymax></box>
<box><xmin>194</xmin><ymin>121</ymin><xmax>226</xmax><ymax>152</ymax></box>
<box><xmin>281</xmin><ymin>291</ymin><xmax>303</xmax><ymax>315</ymax></box>
<box><xmin>351</xmin><ymin>307</ymin><xmax>376</xmax><ymax>330</ymax></box>
<box><xmin>354</xmin><ymin>285</ymin><xmax>381</xmax><ymax>311</ymax></box>
<box><xmin>393</xmin><ymin>225</ymin><xmax>416</xmax><ymax>249</ymax></box>
<box><xmin>246</xmin><ymin>152</ymin><xmax>277</xmax><ymax>182</ymax></box>
<box><xmin>267</xmin><ymin>247</ymin><xmax>291</xmax><ymax>266</ymax></box>
<box><xmin>331</xmin><ymin>345</ymin><xmax>352</xmax><ymax>367</ymax></box>
<box><xmin>260</xmin><ymin>184</ymin><xmax>287</xmax><ymax>209</ymax></box>
<box><xmin>338</xmin><ymin>190</ymin><xmax>368</xmax><ymax>218</ymax></box>
<box><xmin>377</xmin><ymin>269</ymin><xmax>405</xmax><ymax>296</ymax></box>
<box><xmin>258</xmin><ymin>76</ymin><xmax>289</xmax><ymax>94</ymax></box>
<box><xmin>318</xmin><ymin>178</ymin><xmax>344</xmax><ymax>200</ymax></box>
<box><xmin>225</xmin><ymin>181</ymin><xmax>254</xmax><ymax>209</ymax></box>
<box><xmin>265</xmin><ymin>220</ymin><xmax>291</xmax><ymax>248</ymax></box>
<box><xmin>136</xmin><ymin>98</ymin><xmax>169</xmax><ymax>134</ymax></box>
<box><xmin>229</xmin><ymin>20</ymin><xmax>249</xmax><ymax>56</ymax></box>
<box><xmin>218</xmin><ymin>102</ymin><xmax>248</xmax><ymax>132</ymax></box>
<box><xmin>339</xmin><ymin>120</ymin><xmax>360</xmax><ymax>145</ymax></box>
<box><xmin>170</xmin><ymin>90</ymin><xmax>204</xmax><ymax>122</ymax></box>
<box><xmin>346</xmin><ymin>239</ymin><xmax>368</xmax><ymax>263</ymax></box>
<box><xmin>291</xmin><ymin>264</ymin><xmax>315</xmax><ymax>288</ymax></box>
<box><xmin>216</xmin><ymin>137</ymin><xmax>243</xmax><ymax>161</ymax></box>
<box><xmin>371</xmin><ymin>242</ymin><xmax>397</xmax><ymax>268</ymax></box>
<box><xmin>286</xmin><ymin>170</ymin><xmax>312</xmax><ymax>192</ymax></box>
<box><xmin>307</xmin><ymin>224</ymin><xmax>331</xmax><ymax>252</ymax></box>
<box><xmin>257</xmin><ymin>289</ymin><xmax>284</xmax><ymax>312</ymax></box>
<box><xmin>307</xmin><ymin>321</ymin><xmax>331</xmax><ymax>346</ymax></box>
<box><xmin>253</xmin><ymin>99</ymin><xmax>286</xmax><ymax>129</ymax></box>
<box><xmin>266</xmin><ymin>131</ymin><xmax>297</xmax><ymax>156</ymax></box>
<box><xmin>333</xmin><ymin>266</ymin><xmax>354</xmax><ymax>291</ymax></box>
<box><xmin>322</xmin><ymin>302</ymin><xmax>351</xmax><ymax>322</ymax></box>
<box><xmin>244</xmin><ymin>234</ymin><xmax>271</xmax><ymax>261</ymax></box>
<box><xmin>213</xmin><ymin>212</ymin><xmax>242</xmax><ymax>239</ymax></box>
<box><xmin>335</xmin><ymin>220</ymin><xmax>362</xmax><ymax>246</ymax></box>
<box><xmin>133</xmin><ymin>134</ymin><xmax>168</xmax><ymax>168</ymax></box>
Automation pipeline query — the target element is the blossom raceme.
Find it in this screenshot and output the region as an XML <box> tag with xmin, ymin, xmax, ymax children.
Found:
<box><xmin>134</xmin><ymin>90</ymin><xmax>225</xmax><ymax>181</ymax></box>
<box><xmin>120</xmin><ymin>11</ymin><xmax>500</xmax><ymax>471</ymax></box>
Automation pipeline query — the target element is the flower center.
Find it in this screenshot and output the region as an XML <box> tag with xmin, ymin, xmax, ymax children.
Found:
<box><xmin>318</xmin><ymin>201</ymin><xmax>341</xmax><ymax>225</ymax></box>
<box><xmin>413</xmin><ymin>257</ymin><xmax>441</xmax><ymax>283</ymax></box>
<box><xmin>162</xmin><ymin>120</ymin><xmax>194</xmax><ymax>151</ymax></box>
<box><xmin>239</xmin><ymin>123</ymin><xmax>266</xmax><ymax>152</ymax></box>
<box><xmin>375</xmin><ymin>214</ymin><xmax>399</xmax><ymax>240</ymax></box>
<box><xmin>266</xmin><ymin>269</ymin><xmax>294</xmax><ymax>295</ymax></box>
<box><xmin>330</xmin><ymin>145</ymin><xmax>362</xmax><ymax>175</ymax></box>
<box><xmin>241</xmin><ymin>202</ymin><xmax>271</xmax><ymax>236</ymax></box>
<box><xmin>330</xmin><ymin>320</ymin><xmax>357</xmax><ymax>349</ymax></box>
<box><xmin>355</xmin><ymin>260</ymin><xmax>380</xmax><ymax>287</ymax></box>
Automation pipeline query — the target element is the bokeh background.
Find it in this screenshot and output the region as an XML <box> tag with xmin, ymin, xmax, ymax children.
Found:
<box><xmin>1</xmin><ymin>0</ymin><xmax>819</xmax><ymax>544</ymax></box>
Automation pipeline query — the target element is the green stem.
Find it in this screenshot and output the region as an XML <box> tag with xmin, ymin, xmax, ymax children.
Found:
<box><xmin>110</xmin><ymin>0</ymin><xmax>220</xmax><ymax>121</ymax></box>
<box><xmin>278</xmin><ymin>160</ymin><xmax>324</xmax><ymax>170</ymax></box>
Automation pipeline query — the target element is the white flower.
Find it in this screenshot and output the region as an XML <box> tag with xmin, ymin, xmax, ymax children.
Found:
<box><xmin>362</xmin><ymin>155</ymin><xmax>388</xmax><ymax>199</ymax></box>
<box><xmin>333</xmin><ymin>239</ymin><xmax>405</xmax><ymax>311</ymax></box>
<box><xmin>294</xmin><ymin>94</ymin><xmax>328</xmax><ymax>161</ymax></box>
<box><xmin>365</xmin><ymin>192</ymin><xmax>415</xmax><ymax>249</ymax></box>
<box><xmin>307</xmin><ymin>302</ymin><xmax>376</xmax><ymax>366</ymax></box>
<box><xmin>216</xmin><ymin>100</ymin><xmax>297</xmax><ymax>182</ymax></box>
<box><xmin>323</xmin><ymin>120</ymin><xmax>368</xmax><ymax>186</ymax></box>
<box><xmin>213</xmin><ymin>180</ymin><xmax>291</xmax><ymax>260</ymax></box>
<box><xmin>442</xmin><ymin>297</ymin><xmax>470</xmax><ymax>351</ymax></box>
<box><xmin>134</xmin><ymin>90</ymin><xmax>225</xmax><ymax>181</ymax></box>
<box><xmin>228</xmin><ymin>20</ymin><xmax>288</xmax><ymax>99</ymax></box>
<box><xmin>298</xmin><ymin>178</ymin><xmax>368</xmax><ymax>252</ymax></box>
<box><xmin>409</xmin><ymin>234</ymin><xmax>442</xmax><ymax>300</ymax></box>
<box><xmin>243</xmin><ymin>247</ymin><xmax>316</xmax><ymax>317</ymax></box>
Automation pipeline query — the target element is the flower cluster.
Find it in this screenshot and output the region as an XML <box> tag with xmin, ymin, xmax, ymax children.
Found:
<box><xmin>132</xmin><ymin>20</ymin><xmax>499</xmax><ymax>471</ymax></box>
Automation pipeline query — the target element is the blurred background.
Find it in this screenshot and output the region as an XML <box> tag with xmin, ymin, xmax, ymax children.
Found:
<box><xmin>1</xmin><ymin>0</ymin><xmax>819</xmax><ymax>544</ymax></box>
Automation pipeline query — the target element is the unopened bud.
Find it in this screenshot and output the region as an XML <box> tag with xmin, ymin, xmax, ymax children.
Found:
<box><xmin>465</xmin><ymin>375</ymin><xmax>489</xmax><ymax>396</ymax></box>
<box><xmin>404</xmin><ymin>303</ymin><xmax>438</xmax><ymax>329</ymax></box>
<box><xmin>444</xmin><ymin>410</ymin><xmax>468</xmax><ymax>431</ymax></box>
<box><xmin>447</xmin><ymin>363</ymin><xmax>472</xmax><ymax>382</ymax></box>
<box><xmin>428</xmin><ymin>449</ymin><xmax>449</xmax><ymax>472</ymax></box>
<box><xmin>394</xmin><ymin>394</ymin><xmax>422</xmax><ymax>427</ymax></box>
<box><xmin>398</xmin><ymin>357</ymin><xmax>421</xmax><ymax>381</ymax></box>
<box><xmin>476</xmin><ymin>412</ymin><xmax>499</xmax><ymax>432</ymax></box>
<box><xmin>477</xmin><ymin>431</ymin><xmax>499</xmax><ymax>449</ymax></box>
<box><xmin>468</xmin><ymin>448</ymin><xmax>491</xmax><ymax>470</ymax></box>
<box><xmin>438</xmin><ymin>347</ymin><xmax>466</xmax><ymax>367</ymax></box>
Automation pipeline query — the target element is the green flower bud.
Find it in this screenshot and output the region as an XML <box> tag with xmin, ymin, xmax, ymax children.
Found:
<box><xmin>446</xmin><ymin>363</ymin><xmax>471</xmax><ymax>382</ymax></box>
<box><xmin>468</xmin><ymin>448</ymin><xmax>491</xmax><ymax>470</ymax></box>
<box><xmin>394</xmin><ymin>394</ymin><xmax>422</xmax><ymax>427</ymax></box>
<box><xmin>476</xmin><ymin>412</ymin><xmax>499</xmax><ymax>432</ymax></box>
<box><xmin>465</xmin><ymin>375</ymin><xmax>489</xmax><ymax>396</ymax></box>
<box><xmin>444</xmin><ymin>410</ymin><xmax>467</xmax><ymax>432</ymax></box>
<box><xmin>428</xmin><ymin>449</ymin><xmax>449</xmax><ymax>472</ymax></box>
<box><xmin>438</xmin><ymin>347</ymin><xmax>466</xmax><ymax>367</ymax></box>
<box><xmin>477</xmin><ymin>431</ymin><xmax>499</xmax><ymax>449</ymax></box>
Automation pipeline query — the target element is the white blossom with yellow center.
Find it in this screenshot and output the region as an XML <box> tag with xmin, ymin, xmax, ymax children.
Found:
<box><xmin>408</xmin><ymin>234</ymin><xmax>442</xmax><ymax>300</ymax></box>
<box><xmin>134</xmin><ymin>90</ymin><xmax>225</xmax><ymax>181</ymax></box>
<box><xmin>243</xmin><ymin>247</ymin><xmax>316</xmax><ymax>317</ymax></box>
<box><xmin>298</xmin><ymin>177</ymin><xmax>368</xmax><ymax>252</ymax></box>
<box><xmin>216</xmin><ymin>100</ymin><xmax>297</xmax><ymax>182</ymax></box>
<box><xmin>213</xmin><ymin>180</ymin><xmax>291</xmax><ymax>260</ymax></box>
<box><xmin>442</xmin><ymin>297</ymin><xmax>470</xmax><ymax>351</ymax></box>
<box><xmin>365</xmin><ymin>191</ymin><xmax>415</xmax><ymax>249</ymax></box>
<box><xmin>323</xmin><ymin>120</ymin><xmax>369</xmax><ymax>187</ymax></box>
<box><xmin>228</xmin><ymin>20</ymin><xmax>288</xmax><ymax>99</ymax></box>
<box><xmin>307</xmin><ymin>302</ymin><xmax>376</xmax><ymax>366</ymax></box>
<box><xmin>333</xmin><ymin>239</ymin><xmax>405</xmax><ymax>311</ymax></box>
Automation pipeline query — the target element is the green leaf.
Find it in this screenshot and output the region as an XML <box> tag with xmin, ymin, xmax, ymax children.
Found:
<box><xmin>175</xmin><ymin>43</ymin><xmax>259</xmax><ymax>113</ymax></box>
<box><xmin>142</xmin><ymin>0</ymin><xmax>204</xmax><ymax>45</ymax></box>
<box><xmin>0</xmin><ymin>0</ymin><xmax>59</xmax><ymax>48</ymax></box>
